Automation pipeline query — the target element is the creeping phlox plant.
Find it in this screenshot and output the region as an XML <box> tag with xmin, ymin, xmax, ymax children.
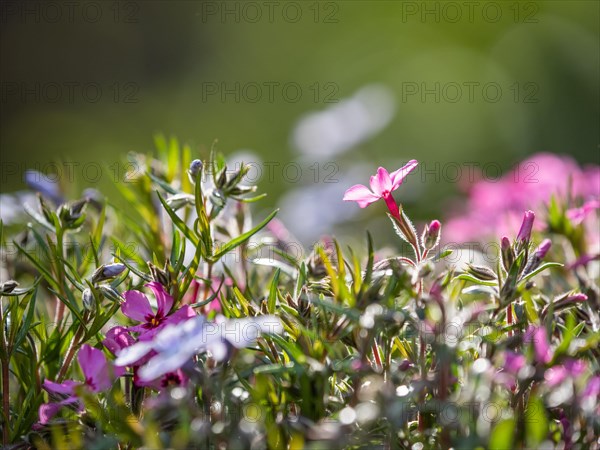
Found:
<box><xmin>0</xmin><ymin>139</ymin><xmax>598</xmax><ymax>449</ymax></box>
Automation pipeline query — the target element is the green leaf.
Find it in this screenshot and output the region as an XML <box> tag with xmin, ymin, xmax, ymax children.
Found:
<box><xmin>489</xmin><ymin>418</ymin><xmax>515</xmax><ymax>450</ymax></box>
<box><xmin>147</xmin><ymin>172</ymin><xmax>179</xmax><ymax>195</ymax></box>
<box><xmin>211</xmin><ymin>209</ymin><xmax>278</xmax><ymax>261</ymax></box>
<box><xmin>525</xmin><ymin>394</ymin><xmax>548</xmax><ymax>447</ymax></box>
<box><xmin>519</xmin><ymin>262</ymin><xmax>563</xmax><ymax>284</ymax></box>
<box><xmin>455</xmin><ymin>274</ymin><xmax>498</xmax><ymax>287</ymax></box>
<box><xmin>267</xmin><ymin>269</ymin><xmax>280</xmax><ymax>314</ymax></box>
<box><xmin>156</xmin><ymin>191</ymin><xmax>199</xmax><ymax>247</ymax></box>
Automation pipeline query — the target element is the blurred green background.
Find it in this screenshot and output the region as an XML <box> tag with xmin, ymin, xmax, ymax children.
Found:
<box><xmin>1</xmin><ymin>0</ymin><xmax>598</xmax><ymax>244</ymax></box>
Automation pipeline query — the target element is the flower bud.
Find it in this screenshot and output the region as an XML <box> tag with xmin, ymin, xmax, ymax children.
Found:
<box><xmin>98</xmin><ymin>284</ymin><xmax>122</xmax><ymax>302</ymax></box>
<box><xmin>559</xmin><ymin>293</ymin><xmax>588</xmax><ymax>304</ymax></box>
<box><xmin>516</xmin><ymin>210</ymin><xmax>535</xmax><ymax>243</ymax></box>
<box><xmin>59</xmin><ymin>199</ymin><xmax>88</xmax><ymax>228</ymax></box>
<box><xmin>535</xmin><ymin>239</ymin><xmax>552</xmax><ymax>259</ymax></box>
<box><xmin>0</xmin><ymin>280</ymin><xmax>19</xmax><ymax>294</ymax></box>
<box><xmin>92</xmin><ymin>263</ymin><xmax>126</xmax><ymax>283</ymax></box>
<box><xmin>466</xmin><ymin>264</ymin><xmax>497</xmax><ymax>281</ymax></box>
<box><xmin>82</xmin><ymin>288</ymin><xmax>95</xmax><ymax>311</ymax></box>
<box><xmin>166</xmin><ymin>193</ymin><xmax>194</xmax><ymax>211</ymax></box>
<box><xmin>38</xmin><ymin>194</ymin><xmax>56</xmax><ymax>224</ymax></box>
<box><xmin>421</xmin><ymin>220</ymin><xmax>441</xmax><ymax>250</ymax></box>
<box><xmin>189</xmin><ymin>159</ymin><xmax>203</xmax><ymax>178</ymax></box>
<box><xmin>148</xmin><ymin>261</ymin><xmax>171</xmax><ymax>288</ymax></box>
<box><xmin>501</xmin><ymin>236</ymin><xmax>514</xmax><ymax>272</ymax></box>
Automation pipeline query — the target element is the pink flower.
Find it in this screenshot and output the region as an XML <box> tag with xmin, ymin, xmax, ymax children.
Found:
<box><xmin>567</xmin><ymin>199</ymin><xmax>600</xmax><ymax>225</ymax></box>
<box><xmin>544</xmin><ymin>359</ymin><xmax>587</xmax><ymax>387</ymax></box>
<box><xmin>516</xmin><ymin>210</ymin><xmax>535</xmax><ymax>243</ymax></box>
<box><xmin>122</xmin><ymin>282</ymin><xmax>195</xmax><ymax>339</ymax></box>
<box><xmin>39</xmin><ymin>345</ymin><xmax>121</xmax><ymax>424</ymax></box>
<box><xmin>504</xmin><ymin>351</ymin><xmax>526</xmax><ymax>374</ymax></box>
<box><xmin>443</xmin><ymin>153</ymin><xmax>600</xmax><ymax>244</ymax></box>
<box><xmin>134</xmin><ymin>368</ymin><xmax>189</xmax><ymax>391</ymax></box>
<box><xmin>343</xmin><ymin>160</ymin><xmax>418</xmax><ymax>217</ymax></box>
<box><xmin>525</xmin><ymin>325</ymin><xmax>552</xmax><ymax>364</ymax></box>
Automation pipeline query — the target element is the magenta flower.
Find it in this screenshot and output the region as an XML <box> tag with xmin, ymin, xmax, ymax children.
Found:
<box><xmin>122</xmin><ymin>282</ymin><xmax>195</xmax><ymax>339</ymax></box>
<box><xmin>102</xmin><ymin>326</ymin><xmax>135</xmax><ymax>355</ymax></box>
<box><xmin>39</xmin><ymin>345</ymin><xmax>121</xmax><ymax>424</ymax></box>
<box><xmin>134</xmin><ymin>368</ymin><xmax>189</xmax><ymax>391</ymax></box>
<box><xmin>567</xmin><ymin>199</ymin><xmax>600</xmax><ymax>225</ymax></box>
<box><xmin>525</xmin><ymin>325</ymin><xmax>552</xmax><ymax>364</ymax></box>
<box><xmin>544</xmin><ymin>359</ymin><xmax>587</xmax><ymax>387</ymax></box>
<box><xmin>343</xmin><ymin>160</ymin><xmax>418</xmax><ymax>217</ymax></box>
<box><xmin>516</xmin><ymin>210</ymin><xmax>535</xmax><ymax>243</ymax></box>
<box><xmin>504</xmin><ymin>351</ymin><xmax>526</xmax><ymax>374</ymax></box>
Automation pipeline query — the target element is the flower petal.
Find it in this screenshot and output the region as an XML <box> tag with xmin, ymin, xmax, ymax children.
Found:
<box><xmin>122</xmin><ymin>290</ymin><xmax>153</xmax><ymax>322</ymax></box>
<box><xmin>164</xmin><ymin>305</ymin><xmax>196</xmax><ymax>325</ymax></box>
<box><xmin>114</xmin><ymin>340</ymin><xmax>155</xmax><ymax>367</ymax></box>
<box><xmin>146</xmin><ymin>282</ymin><xmax>173</xmax><ymax>316</ymax></box>
<box><xmin>343</xmin><ymin>184</ymin><xmax>379</xmax><ymax>208</ymax></box>
<box><xmin>138</xmin><ymin>351</ymin><xmax>193</xmax><ymax>382</ymax></box>
<box><xmin>390</xmin><ymin>160</ymin><xmax>418</xmax><ymax>189</ymax></box>
<box><xmin>371</xmin><ymin>167</ymin><xmax>392</xmax><ymax>194</ymax></box>
<box><xmin>38</xmin><ymin>397</ymin><xmax>80</xmax><ymax>425</ymax></box>
<box><xmin>42</xmin><ymin>379</ymin><xmax>80</xmax><ymax>396</ymax></box>
<box><xmin>103</xmin><ymin>326</ymin><xmax>135</xmax><ymax>355</ymax></box>
<box><xmin>78</xmin><ymin>345</ymin><xmax>111</xmax><ymax>392</ymax></box>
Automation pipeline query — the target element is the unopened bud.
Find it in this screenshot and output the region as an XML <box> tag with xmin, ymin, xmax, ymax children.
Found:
<box><xmin>516</xmin><ymin>210</ymin><xmax>535</xmax><ymax>243</ymax></box>
<box><xmin>0</xmin><ymin>280</ymin><xmax>19</xmax><ymax>294</ymax></box>
<box><xmin>97</xmin><ymin>284</ymin><xmax>122</xmax><ymax>302</ymax></box>
<box><xmin>38</xmin><ymin>194</ymin><xmax>55</xmax><ymax>224</ymax></box>
<box><xmin>189</xmin><ymin>159</ymin><xmax>203</xmax><ymax>180</ymax></box>
<box><xmin>501</xmin><ymin>236</ymin><xmax>514</xmax><ymax>272</ymax></box>
<box><xmin>467</xmin><ymin>264</ymin><xmax>497</xmax><ymax>281</ymax></box>
<box><xmin>166</xmin><ymin>193</ymin><xmax>194</xmax><ymax>210</ymax></box>
<box><xmin>59</xmin><ymin>199</ymin><xmax>88</xmax><ymax>228</ymax></box>
<box><xmin>92</xmin><ymin>263</ymin><xmax>126</xmax><ymax>283</ymax></box>
<box><xmin>148</xmin><ymin>261</ymin><xmax>170</xmax><ymax>288</ymax></box>
<box><xmin>82</xmin><ymin>288</ymin><xmax>95</xmax><ymax>311</ymax></box>
<box><xmin>535</xmin><ymin>239</ymin><xmax>552</xmax><ymax>259</ymax></box>
<box><xmin>422</xmin><ymin>220</ymin><xmax>441</xmax><ymax>250</ymax></box>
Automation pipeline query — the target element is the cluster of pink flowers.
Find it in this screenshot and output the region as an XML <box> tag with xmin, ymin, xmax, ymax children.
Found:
<box><xmin>443</xmin><ymin>153</ymin><xmax>600</xmax><ymax>244</ymax></box>
<box><xmin>40</xmin><ymin>283</ymin><xmax>197</xmax><ymax>423</ymax></box>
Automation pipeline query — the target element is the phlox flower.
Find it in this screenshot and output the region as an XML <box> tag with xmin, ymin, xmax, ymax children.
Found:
<box><xmin>103</xmin><ymin>325</ymin><xmax>189</xmax><ymax>390</ymax></box>
<box><xmin>343</xmin><ymin>160</ymin><xmax>418</xmax><ymax>217</ymax></box>
<box><xmin>39</xmin><ymin>345</ymin><xmax>122</xmax><ymax>424</ymax></box>
<box><xmin>567</xmin><ymin>199</ymin><xmax>600</xmax><ymax>225</ymax></box>
<box><xmin>121</xmin><ymin>281</ymin><xmax>195</xmax><ymax>339</ymax></box>
<box><xmin>115</xmin><ymin>315</ymin><xmax>283</xmax><ymax>382</ymax></box>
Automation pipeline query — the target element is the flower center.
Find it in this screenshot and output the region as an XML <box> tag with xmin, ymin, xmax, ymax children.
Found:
<box><xmin>160</xmin><ymin>373</ymin><xmax>181</xmax><ymax>388</ymax></box>
<box><xmin>85</xmin><ymin>377</ymin><xmax>96</xmax><ymax>391</ymax></box>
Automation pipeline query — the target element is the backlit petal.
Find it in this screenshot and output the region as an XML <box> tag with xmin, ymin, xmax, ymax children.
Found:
<box><xmin>122</xmin><ymin>290</ymin><xmax>153</xmax><ymax>322</ymax></box>
<box><xmin>390</xmin><ymin>160</ymin><xmax>418</xmax><ymax>189</ymax></box>
<box><xmin>146</xmin><ymin>281</ymin><xmax>174</xmax><ymax>316</ymax></box>
<box><xmin>343</xmin><ymin>184</ymin><xmax>379</xmax><ymax>208</ymax></box>
<box><xmin>371</xmin><ymin>167</ymin><xmax>392</xmax><ymax>194</ymax></box>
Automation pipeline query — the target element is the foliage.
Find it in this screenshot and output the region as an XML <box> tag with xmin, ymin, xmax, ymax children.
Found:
<box><xmin>1</xmin><ymin>137</ymin><xmax>598</xmax><ymax>449</ymax></box>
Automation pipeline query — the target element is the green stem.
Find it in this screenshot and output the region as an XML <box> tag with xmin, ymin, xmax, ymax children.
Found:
<box><xmin>57</xmin><ymin>312</ymin><xmax>89</xmax><ymax>382</ymax></box>
<box><xmin>0</xmin><ymin>298</ymin><xmax>9</xmax><ymax>445</ymax></box>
